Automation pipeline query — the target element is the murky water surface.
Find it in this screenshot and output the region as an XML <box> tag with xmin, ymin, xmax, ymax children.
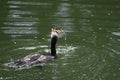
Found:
<box><xmin>0</xmin><ymin>0</ymin><xmax>120</xmax><ymax>80</ymax></box>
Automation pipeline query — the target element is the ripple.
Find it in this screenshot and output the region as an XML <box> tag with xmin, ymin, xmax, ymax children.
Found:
<box><xmin>3</xmin><ymin>29</ymin><xmax>39</xmax><ymax>35</ymax></box>
<box><xmin>7</xmin><ymin>15</ymin><xmax>39</xmax><ymax>21</ymax></box>
<box><xmin>9</xmin><ymin>5</ymin><xmax>20</xmax><ymax>8</ymax></box>
<box><xmin>2</xmin><ymin>27</ymin><xmax>39</xmax><ymax>35</ymax></box>
<box><xmin>54</xmin><ymin>3</ymin><xmax>71</xmax><ymax>17</ymax></box>
<box><xmin>8</xmin><ymin>14</ymin><xmax>21</xmax><ymax>18</ymax></box>
<box><xmin>1</xmin><ymin>27</ymin><xmax>35</xmax><ymax>30</ymax></box>
<box><xmin>7</xmin><ymin>1</ymin><xmax>52</xmax><ymax>6</ymax></box>
<box><xmin>57</xmin><ymin>45</ymin><xmax>77</xmax><ymax>53</ymax></box>
<box><xmin>17</xmin><ymin>45</ymin><xmax>48</xmax><ymax>50</ymax></box>
<box><xmin>18</xmin><ymin>47</ymin><xmax>37</xmax><ymax>50</ymax></box>
<box><xmin>4</xmin><ymin>22</ymin><xmax>37</xmax><ymax>26</ymax></box>
<box><xmin>43</xmin><ymin>45</ymin><xmax>77</xmax><ymax>54</ymax></box>
<box><xmin>2</xmin><ymin>26</ymin><xmax>39</xmax><ymax>35</ymax></box>
<box><xmin>9</xmin><ymin>10</ymin><xmax>35</xmax><ymax>15</ymax></box>
<box><xmin>52</xmin><ymin>18</ymin><xmax>74</xmax><ymax>32</ymax></box>
<box><xmin>112</xmin><ymin>32</ymin><xmax>120</xmax><ymax>36</ymax></box>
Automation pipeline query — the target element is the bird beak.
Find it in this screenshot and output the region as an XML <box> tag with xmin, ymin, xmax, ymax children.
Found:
<box><xmin>52</xmin><ymin>28</ymin><xmax>64</xmax><ymax>33</ymax></box>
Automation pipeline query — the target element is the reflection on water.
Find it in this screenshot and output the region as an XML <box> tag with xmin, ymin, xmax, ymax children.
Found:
<box><xmin>8</xmin><ymin>1</ymin><xmax>52</xmax><ymax>6</ymax></box>
<box><xmin>2</xmin><ymin>0</ymin><xmax>40</xmax><ymax>48</ymax></box>
<box><xmin>53</xmin><ymin>2</ymin><xmax>74</xmax><ymax>33</ymax></box>
<box><xmin>0</xmin><ymin>0</ymin><xmax>120</xmax><ymax>80</ymax></box>
<box><xmin>54</xmin><ymin>3</ymin><xmax>71</xmax><ymax>17</ymax></box>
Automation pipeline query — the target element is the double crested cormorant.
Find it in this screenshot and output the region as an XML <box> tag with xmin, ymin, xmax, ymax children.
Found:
<box><xmin>4</xmin><ymin>28</ymin><xmax>63</xmax><ymax>68</ymax></box>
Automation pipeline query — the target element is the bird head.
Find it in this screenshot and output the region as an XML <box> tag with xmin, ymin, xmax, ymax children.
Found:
<box><xmin>51</xmin><ymin>28</ymin><xmax>64</xmax><ymax>38</ymax></box>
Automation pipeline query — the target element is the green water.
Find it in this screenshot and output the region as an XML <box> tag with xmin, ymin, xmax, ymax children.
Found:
<box><xmin>0</xmin><ymin>0</ymin><xmax>120</xmax><ymax>80</ymax></box>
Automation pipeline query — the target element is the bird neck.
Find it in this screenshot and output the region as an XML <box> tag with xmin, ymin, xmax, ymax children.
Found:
<box><xmin>51</xmin><ymin>36</ymin><xmax>58</xmax><ymax>56</ymax></box>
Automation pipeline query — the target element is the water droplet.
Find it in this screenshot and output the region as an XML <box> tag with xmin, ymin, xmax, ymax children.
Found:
<box><xmin>0</xmin><ymin>77</ymin><xmax>3</xmax><ymax>79</ymax></box>
<box><xmin>83</xmin><ymin>73</ymin><xmax>86</xmax><ymax>76</ymax></box>
<box><xmin>102</xmin><ymin>45</ymin><xmax>105</xmax><ymax>47</ymax></box>
<box><xmin>113</xmin><ymin>73</ymin><xmax>116</xmax><ymax>76</ymax></box>
<box><xmin>83</xmin><ymin>45</ymin><xmax>85</xmax><ymax>47</ymax></box>
<box><xmin>99</xmin><ymin>27</ymin><xmax>102</xmax><ymax>30</ymax></box>
<box><xmin>52</xmin><ymin>76</ymin><xmax>57</xmax><ymax>80</ymax></box>
<box><xmin>108</xmin><ymin>13</ymin><xmax>111</xmax><ymax>16</ymax></box>
<box><xmin>91</xmin><ymin>14</ymin><xmax>94</xmax><ymax>17</ymax></box>
<box><xmin>106</xmin><ymin>35</ymin><xmax>109</xmax><ymax>37</ymax></box>
<box><xmin>35</xmin><ymin>36</ymin><xmax>37</xmax><ymax>38</ymax></box>
<box><xmin>93</xmin><ymin>32</ymin><xmax>95</xmax><ymax>34</ymax></box>
<box><xmin>83</xmin><ymin>38</ymin><xmax>85</xmax><ymax>41</ymax></box>
<box><xmin>118</xmin><ymin>68</ymin><xmax>120</xmax><ymax>70</ymax></box>
<box><xmin>109</xmin><ymin>37</ymin><xmax>112</xmax><ymax>40</ymax></box>
<box><xmin>42</xmin><ymin>38</ymin><xmax>45</xmax><ymax>40</ymax></box>
<box><xmin>72</xmin><ymin>70</ymin><xmax>75</xmax><ymax>73</ymax></box>
<box><xmin>14</xmin><ymin>42</ymin><xmax>16</xmax><ymax>44</ymax></box>
<box><xmin>102</xmin><ymin>59</ymin><xmax>105</xmax><ymax>62</ymax></box>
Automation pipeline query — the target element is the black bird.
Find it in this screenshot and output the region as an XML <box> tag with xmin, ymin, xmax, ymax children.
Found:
<box><xmin>4</xmin><ymin>28</ymin><xmax>63</xmax><ymax>68</ymax></box>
